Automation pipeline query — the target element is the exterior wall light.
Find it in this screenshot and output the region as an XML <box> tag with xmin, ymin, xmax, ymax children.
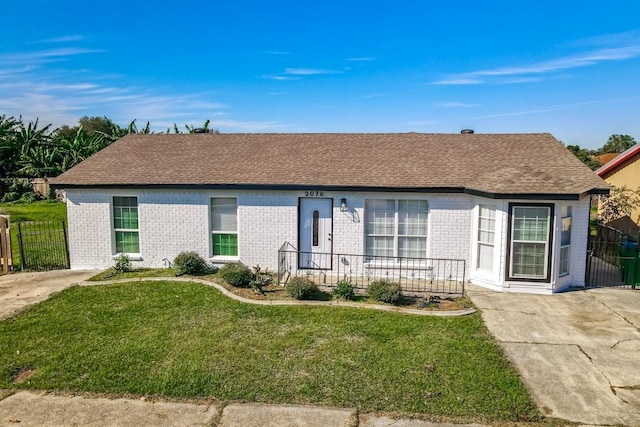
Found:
<box><xmin>340</xmin><ymin>198</ymin><xmax>348</xmax><ymax>212</ymax></box>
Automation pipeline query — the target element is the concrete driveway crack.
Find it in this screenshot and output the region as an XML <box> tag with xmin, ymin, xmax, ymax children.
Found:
<box><xmin>576</xmin><ymin>344</ymin><xmax>625</xmax><ymax>402</ymax></box>
<box><xmin>610</xmin><ymin>337</ymin><xmax>640</xmax><ymax>349</ymax></box>
<box><xmin>587</xmin><ymin>293</ymin><xmax>640</xmax><ymax>333</ymax></box>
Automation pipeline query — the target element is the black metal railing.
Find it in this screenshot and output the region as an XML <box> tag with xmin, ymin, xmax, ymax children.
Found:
<box><xmin>17</xmin><ymin>220</ymin><xmax>70</xmax><ymax>271</ymax></box>
<box><xmin>277</xmin><ymin>242</ymin><xmax>466</xmax><ymax>295</ymax></box>
<box><xmin>585</xmin><ymin>224</ymin><xmax>639</xmax><ymax>289</ymax></box>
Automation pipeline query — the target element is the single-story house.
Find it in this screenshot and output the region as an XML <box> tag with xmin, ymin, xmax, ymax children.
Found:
<box><xmin>51</xmin><ymin>132</ymin><xmax>609</xmax><ymax>294</ymax></box>
<box><xmin>596</xmin><ymin>143</ymin><xmax>640</xmax><ymax>226</ymax></box>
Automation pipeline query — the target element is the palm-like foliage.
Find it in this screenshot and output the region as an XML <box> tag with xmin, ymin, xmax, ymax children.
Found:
<box><xmin>0</xmin><ymin>115</ymin><xmax>218</xmax><ymax>184</ymax></box>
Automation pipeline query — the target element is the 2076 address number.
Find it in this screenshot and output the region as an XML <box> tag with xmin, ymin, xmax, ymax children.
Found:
<box><xmin>304</xmin><ymin>191</ymin><xmax>324</xmax><ymax>197</ymax></box>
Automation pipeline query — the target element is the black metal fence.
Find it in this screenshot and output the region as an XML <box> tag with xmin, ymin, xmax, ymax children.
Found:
<box><xmin>16</xmin><ymin>220</ymin><xmax>70</xmax><ymax>271</ymax></box>
<box><xmin>277</xmin><ymin>242</ymin><xmax>466</xmax><ymax>295</ymax></box>
<box><xmin>586</xmin><ymin>224</ymin><xmax>639</xmax><ymax>289</ymax></box>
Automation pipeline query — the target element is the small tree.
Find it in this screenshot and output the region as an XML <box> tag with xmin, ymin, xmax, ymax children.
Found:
<box><xmin>599</xmin><ymin>134</ymin><xmax>636</xmax><ymax>154</ymax></box>
<box><xmin>599</xmin><ymin>185</ymin><xmax>640</xmax><ymax>224</ymax></box>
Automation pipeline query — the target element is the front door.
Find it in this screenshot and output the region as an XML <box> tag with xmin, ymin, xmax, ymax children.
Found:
<box><xmin>298</xmin><ymin>198</ymin><xmax>332</xmax><ymax>269</ymax></box>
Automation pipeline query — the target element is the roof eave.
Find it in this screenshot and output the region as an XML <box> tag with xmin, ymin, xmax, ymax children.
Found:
<box><xmin>51</xmin><ymin>182</ymin><xmax>604</xmax><ymax>200</ymax></box>
<box><xmin>596</xmin><ymin>144</ymin><xmax>640</xmax><ymax>177</ymax></box>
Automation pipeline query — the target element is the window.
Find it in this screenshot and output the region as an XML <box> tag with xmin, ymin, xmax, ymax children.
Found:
<box><xmin>477</xmin><ymin>205</ymin><xmax>496</xmax><ymax>272</ymax></box>
<box><xmin>211</xmin><ymin>198</ymin><xmax>238</xmax><ymax>256</ymax></box>
<box><xmin>113</xmin><ymin>196</ymin><xmax>139</xmax><ymax>254</ymax></box>
<box><xmin>508</xmin><ymin>204</ymin><xmax>553</xmax><ymax>280</ymax></box>
<box><xmin>365</xmin><ymin>199</ymin><xmax>428</xmax><ymax>259</ymax></box>
<box><xmin>559</xmin><ymin>206</ymin><xmax>572</xmax><ymax>276</ymax></box>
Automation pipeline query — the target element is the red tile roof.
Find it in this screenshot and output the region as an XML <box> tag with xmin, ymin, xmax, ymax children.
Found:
<box><xmin>51</xmin><ymin>133</ymin><xmax>609</xmax><ymax>197</ymax></box>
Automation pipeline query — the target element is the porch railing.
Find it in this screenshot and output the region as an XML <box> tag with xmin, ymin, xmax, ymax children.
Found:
<box><xmin>277</xmin><ymin>241</ymin><xmax>466</xmax><ymax>295</ymax></box>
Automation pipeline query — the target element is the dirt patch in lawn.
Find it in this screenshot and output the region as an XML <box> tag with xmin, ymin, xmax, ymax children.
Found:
<box><xmin>220</xmin><ymin>282</ymin><xmax>472</xmax><ymax>311</ymax></box>
<box><xmin>12</xmin><ymin>368</ymin><xmax>36</xmax><ymax>384</ymax></box>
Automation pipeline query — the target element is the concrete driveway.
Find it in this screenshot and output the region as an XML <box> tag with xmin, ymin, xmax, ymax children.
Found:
<box><xmin>468</xmin><ymin>285</ymin><xmax>640</xmax><ymax>425</ymax></box>
<box><xmin>0</xmin><ymin>269</ymin><xmax>99</xmax><ymax>318</ymax></box>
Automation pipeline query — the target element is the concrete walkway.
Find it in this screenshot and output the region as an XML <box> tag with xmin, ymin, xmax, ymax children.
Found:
<box><xmin>0</xmin><ymin>391</ymin><xmax>488</xmax><ymax>427</ymax></box>
<box><xmin>467</xmin><ymin>285</ymin><xmax>640</xmax><ymax>426</ymax></box>
<box><xmin>0</xmin><ymin>269</ymin><xmax>99</xmax><ymax>318</ymax></box>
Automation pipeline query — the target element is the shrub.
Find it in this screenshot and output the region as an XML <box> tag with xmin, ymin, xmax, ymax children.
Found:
<box><xmin>113</xmin><ymin>254</ymin><xmax>132</xmax><ymax>274</ymax></box>
<box><xmin>173</xmin><ymin>251</ymin><xmax>208</xmax><ymax>275</ymax></box>
<box><xmin>285</xmin><ymin>276</ymin><xmax>318</xmax><ymax>300</ymax></box>
<box><xmin>18</xmin><ymin>191</ymin><xmax>42</xmax><ymax>203</ymax></box>
<box><xmin>250</xmin><ymin>264</ymin><xmax>273</xmax><ymax>294</ymax></box>
<box><xmin>218</xmin><ymin>262</ymin><xmax>253</xmax><ymax>287</ymax></box>
<box><xmin>332</xmin><ymin>279</ymin><xmax>356</xmax><ymax>300</ymax></box>
<box><xmin>367</xmin><ymin>279</ymin><xmax>402</xmax><ymax>304</ymax></box>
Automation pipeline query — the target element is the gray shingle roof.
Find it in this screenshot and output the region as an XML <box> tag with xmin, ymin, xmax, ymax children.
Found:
<box><xmin>51</xmin><ymin>133</ymin><xmax>609</xmax><ymax>197</ymax></box>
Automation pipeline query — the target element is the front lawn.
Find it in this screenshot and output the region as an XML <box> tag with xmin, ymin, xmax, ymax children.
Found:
<box><xmin>0</xmin><ymin>280</ymin><xmax>538</xmax><ymax>422</ymax></box>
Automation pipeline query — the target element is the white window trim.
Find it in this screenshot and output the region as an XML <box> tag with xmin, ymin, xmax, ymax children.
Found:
<box><xmin>112</xmin><ymin>196</ymin><xmax>141</xmax><ymax>257</ymax></box>
<box><xmin>364</xmin><ymin>199</ymin><xmax>429</xmax><ymax>263</ymax></box>
<box><xmin>210</xmin><ymin>197</ymin><xmax>239</xmax><ymax>260</ymax></box>
<box><xmin>476</xmin><ymin>205</ymin><xmax>496</xmax><ymax>273</ymax></box>
<box><xmin>559</xmin><ymin>206</ymin><xmax>572</xmax><ymax>277</ymax></box>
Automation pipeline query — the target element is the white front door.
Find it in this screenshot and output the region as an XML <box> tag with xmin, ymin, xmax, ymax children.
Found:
<box><xmin>298</xmin><ymin>198</ymin><xmax>333</xmax><ymax>269</ymax></box>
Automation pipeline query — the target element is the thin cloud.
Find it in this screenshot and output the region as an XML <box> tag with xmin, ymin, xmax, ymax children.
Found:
<box><xmin>432</xmin><ymin>42</ymin><xmax>640</xmax><ymax>85</ymax></box>
<box><xmin>358</xmin><ymin>93</ymin><xmax>387</xmax><ymax>99</ymax></box>
<box><xmin>32</xmin><ymin>35</ymin><xmax>85</xmax><ymax>44</ymax></box>
<box><xmin>346</xmin><ymin>57</ymin><xmax>376</xmax><ymax>62</ymax></box>
<box><xmin>475</xmin><ymin>100</ymin><xmax>607</xmax><ymax>119</ymax></box>
<box><xmin>284</xmin><ymin>68</ymin><xmax>343</xmax><ymax>75</ymax></box>
<box><xmin>263</xmin><ymin>75</ymin><xmax>302</xmax><ymax>81</ymax></box>
<box><xmin>265</xmin><ymin>50</ymin><xmax>291</xmax><ymax>55</ymax></box>
<box><xmin>436</xmin><ymin>102</ymin><xmax>477</xmax><ymax>108</ymax></box>
<box><xmin>431</xmin><ymin>78</ymin><xmax>483</xmax><ymax>85</ymax></box>
<box><xmin>1</xmin><ymin>48</ymin><xmax>104</xmax><ymax>66</ymax></box>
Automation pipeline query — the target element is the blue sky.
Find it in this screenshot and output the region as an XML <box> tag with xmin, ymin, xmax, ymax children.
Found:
<box><xmin>2</xmin><ymin>1</ymin><xmax>639</xmax><ymax>149</ymax></box>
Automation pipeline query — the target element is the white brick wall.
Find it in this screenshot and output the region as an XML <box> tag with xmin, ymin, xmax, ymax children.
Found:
<box><xmin>66</xmin><ymin>188</ymin><xmax>592</xmax><ymax>294</ymax></box>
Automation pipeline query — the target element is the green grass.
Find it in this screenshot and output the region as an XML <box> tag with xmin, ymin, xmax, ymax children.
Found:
<box><xmin>0</xmin><ymin>280</ymin><xmax>539</xmax><ymax>422</ymax></box>
<box><xmin>0</xmin><ymin>200</ymin><xmax>67</xmax><ymax>223</ymax></box>
<box><xmin>0</xmin><ymin>201</ymin><xmax>67</xmax><ymax>270</ymax></box>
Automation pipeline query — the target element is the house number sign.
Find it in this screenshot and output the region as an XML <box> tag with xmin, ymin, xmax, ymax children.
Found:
<box><xmin>304</xmin><ymin>191</ymin><xmax>325</xmax><ymax>197</ymax></box>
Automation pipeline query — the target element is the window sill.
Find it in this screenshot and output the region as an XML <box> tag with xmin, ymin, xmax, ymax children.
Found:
<box><xmin>112</xmin><ymin>254</ymin><xmax>143</xmax><ymax>261</ymax></box>
<box><xmin>209</xmin><ymin>256</ymin><xmax>240</xmax><ymax>263</ymax></box>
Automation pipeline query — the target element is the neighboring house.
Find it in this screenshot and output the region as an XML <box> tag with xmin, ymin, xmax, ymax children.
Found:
<box><xmin>51</xmin><ymin>132</ymin><xmax>608</xmax><ymax>294</ymax></box>
<box><xmin>596</xmin><ymin>144</ymin><xmax>640</xmax><ymax>226</ymax></box>
<box><xmin>595</xmin><ymin>152</ymin><xmax>620</xmax><ymax>167</ymax></box>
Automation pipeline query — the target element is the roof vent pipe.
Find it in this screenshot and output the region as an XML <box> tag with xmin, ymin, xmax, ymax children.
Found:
<box><xmin>460</xmin><ymin>129</ymin><xmax>474</xmax><ymax>134</ymax></box>
<box><xmin>193</xmin><ymin>128</ymin><xmax>208</xmax><ymax>134</ymax></box>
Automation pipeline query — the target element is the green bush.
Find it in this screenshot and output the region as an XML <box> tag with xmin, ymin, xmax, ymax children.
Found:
<box><xmin>367</xmin><ymin>279</ymin><xmax>402</xmax><ymax>304</ymax></box>
<box><xmin>218</xmin><ymin>262</ymin><xmax>253</xmax><ymax>287</ymax></box>
<box><xmin>173</xmin><ymin>251</ymin><xmax>209</xmax><ymax>275</ymax></box>
<box><xmin>332</xmin><ymin>279</ymin><xmax>356</xmax><ymax>300</ymax></box>
<box><xmin>113</xmin><ymin>254</ymin><xmax>132</xmax><ymax>274</ymax></box>
<box><xmin>285</xmin><ymin>276</ymin><xmax>318</xmax><ymax>300</ymax></box>
<box><xmin>250</xmin><ymin>265</ymin><xmax>273</xmax><ymax>294</ymax></box>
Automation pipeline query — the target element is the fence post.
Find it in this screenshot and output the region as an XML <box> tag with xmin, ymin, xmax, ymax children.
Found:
<box><xmin>0</xmin><ymin>216</ymin><xmax>9</xmax><ymax>274</ymax></box>
<box><xmin>17</xmin><ymin>222</ymin><xmax>25</xmax><ymax>271</ymax></box>
<box><xmin>62</xmin><ymin>219</ymin><xmax>71</xmax><ymax>268</ymax></box>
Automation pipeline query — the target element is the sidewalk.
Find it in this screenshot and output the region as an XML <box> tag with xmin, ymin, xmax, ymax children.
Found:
<box><xmin>0</xmin><ymin>390</ymin><xmax>487</xmax><ymax>427</ymax></box>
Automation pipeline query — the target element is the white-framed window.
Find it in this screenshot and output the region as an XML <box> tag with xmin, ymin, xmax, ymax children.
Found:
<box><xmin>559</xmin><ymin>206</ymin><xmax>572</xmax><ymax>276</ymax></box>
<box><xmin>508</xmin><ymin>204</ymin><xmax>553</xmax><ymax>281</ymax></box>
<box><xmin>365</xmin><ymin>199</ymin><xmax>428</xmax><ymax>259</ymax></box>
<box><xmin>477</xmin><ymin>205</ymin><xmax>496</xmax><ymax>272</ymax></box>
<box><xmin>113</xmin><ymin>196</ymin><xmax>139</xmax><ymax>254</ymax></box>
<box><xmin>211</xmin><ymin>198</ymin><xmax>238</xmax><ymax>257</ymax></box>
